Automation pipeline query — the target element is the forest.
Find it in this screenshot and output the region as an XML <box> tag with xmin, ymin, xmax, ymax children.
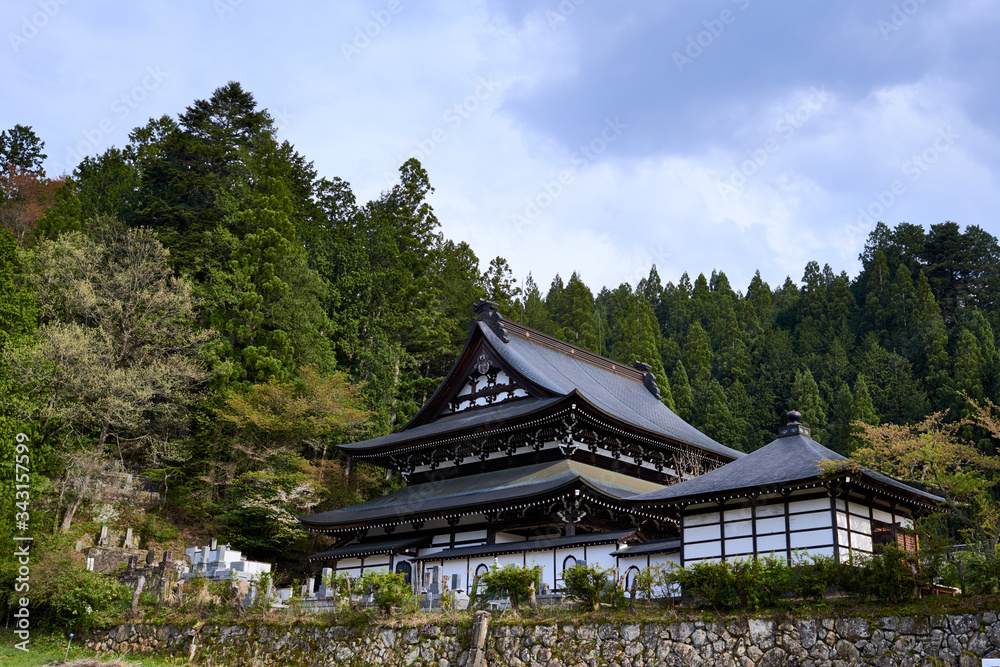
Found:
<box><xmin>1</xmin><ymin>82</ymin><xmax>999</xmax><ymax>569</ymax></box>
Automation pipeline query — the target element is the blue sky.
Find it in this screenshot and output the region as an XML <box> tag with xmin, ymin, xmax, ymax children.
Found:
<box><xmin>4</xmin><ymin>0</ymin><xmax>999</xmax><ymax>294</ymax></box>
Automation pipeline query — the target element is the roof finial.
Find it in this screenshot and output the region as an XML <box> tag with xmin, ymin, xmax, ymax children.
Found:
<box><xmin>778</xmin><ymin>410</ymin><xmax>811</xmax><ymax>438</ymax></box>
<box><xmin>473</xmin><ymin>299</ymin><xmax>509</xmax><ymax>343</ymax></box>
<box><xmin>633</xmin><ymin>361</ymin><xmax>661</xmax><ymax>399</ymax></box>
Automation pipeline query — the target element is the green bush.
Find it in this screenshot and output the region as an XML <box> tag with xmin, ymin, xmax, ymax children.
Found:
<box><xmin>137</xmin><ymin>512</ymin><xmax>180</xmax><ymax>546</ymax></box>
<box><xmin>31</xmin><ymin>551</ymin><xmax>130</xmax><ymax>629</ymax></box>
<box><xmin>358</xmin><ymin>570</ymin><xmax>416</xmax><ymax>615</ymax></box>
<box><xmin>562</xmin><ymin>563</ymin><xmax>624</xmax><ymax>610</ymax></box>
<box><xmin>671</xmin><ymin>556</ymin><xmax>790</xmax><ymax>610</ymax></box>
<box><xmin>838</xmin><ymin>546</ymin><xmax>918</xmax><ymax>603</ymax></box>
<box><xmin>478</xmin><ymin>564</ymin><xmax>541</xmax><ymax>610</ymax></box>
<box><xmin>630</xmin><ymin>563</ymin><xmax>676</xmax><ymax>602</ymax></box>
<box><xmin>791</xmin><ymin>553</ymin><xmax>838</xmax><ymax>601</ymax></box>
<box><xmin>957</xmin><ymin>544</ymin><xmax>1000</xmax><ymax>594</ymax></box>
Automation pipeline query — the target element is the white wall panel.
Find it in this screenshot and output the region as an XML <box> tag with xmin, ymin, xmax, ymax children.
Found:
<box><xmin>838</xmin><ymin>529</ymin><xmax>849</xmax><ymax>547</ymax></box>
<box><xmin>836</xmin><ymin>512</ymin><xmax>848</xmax><ymax>529</ymax></box>
<box><xmin>685</xmin><ymin>511</ymin><xmax>721</xmax><ymax>527</ymax></box>
<box><xmin>872</xmin><ymin>507</ymin><xmax>893</xmax><ymax>523</ymax></box>
<box><xmin>724</xmin><ymin>507</ymin><xmax>752</xmax><ymax>522</ymax></box>
<box><xmin>685</xmin><ymin>541</ymin><xmax>722</xmax><ymax>561</ymax></box>
<box><xmin>724</xmin><ymin>538</ymin><xmax>753</xmax><ymax>555</ymax></box>
<box><xmin>756</xmin><ymin>533</ymin><xmax>787</xmax><ymax>553</ymax></box>
<box><xmin>755</xmin><ymin>504</ymin><xmax>786</xmax><ymax>518</ymax></box>
<box><xmin>789</xmin><ymin>512</ymin><xmax>830</xmax><ymax>531</ymax></box>
<box><xmin>788</xmin><ymin>498</ymin><xmax>830</xmax><ymax>514</ymax></box>
<box><xmin>849</xmin><ymin>515</ymin><xmax>871</xmax><ymax>533</ymax></box>
<box><xmin>790</xmin><ymin>528</ymin><xmax>833</xmax><ymax>548</ymax></box>
<box><xmin>848</xmin><ymin>501</ymin><xmax>869</xmax><ymax>517</ymax></box>
<box><xmin>725</xmin><ymin>520</ymin><xmax>753</xmax><ymax>538</ymax></box>
<box><xmin>494</xmin><ymin>532</ymin><xmax>524</xmax><ymax>544</ymax></box>
<box><xmin>853</xmin><ymin>534</ymin><xmax>873</xmax><ymax>552</ymax></box>
<box><xmin>755</xmin><ymin>517</ymin><xmax>785</xmax><ymax>534</ymax></box>
<box><xmin>686</xmin><ymin>524</ymin><xmax>721</xmax><ymax>542</ymax></box>
<box><xmin>900</xmin><ymin>516</ymin><xmax>914</xmax><ymax>529</ymax></box>
<box><xmin>835</xmin><ymin>498</ymin><xmax>846</xmax><ymax>511</ymax></box>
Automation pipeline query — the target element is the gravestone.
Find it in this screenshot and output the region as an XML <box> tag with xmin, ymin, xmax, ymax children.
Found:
<box><xmin>146</xmin><ymin>549</ymin><xmax>155</xmax><ymax>566</ymax></box>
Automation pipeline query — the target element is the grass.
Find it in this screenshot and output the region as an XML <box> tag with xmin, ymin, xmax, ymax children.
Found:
<box><xmin>0</xmin><ymin>631</ymin><xmax>191</xmax><ymax>667</ymax></box>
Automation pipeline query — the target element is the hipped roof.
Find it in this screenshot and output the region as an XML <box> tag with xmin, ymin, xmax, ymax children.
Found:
<box><xmin>631</xmin><ymin>433</ymin><xmax>944</xmax><ymax>508</ymax></box>
<box><xmin>341</xmin><ymin>318</ymin><xmax>741</xmax><ymax>460</ymax></box>
<box><xmin>298</xmin><ymin>459</ymin><xmax>664</xmax><ymax>530</ymax></box>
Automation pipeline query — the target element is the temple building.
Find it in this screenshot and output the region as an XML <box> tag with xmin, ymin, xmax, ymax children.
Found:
<box><xmin>298</xmin><ymin>303</ymin><xmax>942</xmax><ymax>596</ymax></box>
<box><xmin>629</xmin><ymin>412</ymin><xmax>942</xmax><ymax>566</ymax></box>
<box><xmin>298</xmin><ymin>301</ymin><xmax>743</xmax><ymax>594</ymax></box>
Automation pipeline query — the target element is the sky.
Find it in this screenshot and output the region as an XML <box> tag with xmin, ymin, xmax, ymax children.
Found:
<box><xmin>4</xmin><ymin>0</ymin><xmax>1000</xmax><ymax>295</ymax></box>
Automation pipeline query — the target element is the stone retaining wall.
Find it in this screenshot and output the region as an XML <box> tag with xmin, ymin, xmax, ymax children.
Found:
<box><xmin>83</xmin><ymin>611</ymin><xmax>1000</xmax><ymax>666</ymax></box>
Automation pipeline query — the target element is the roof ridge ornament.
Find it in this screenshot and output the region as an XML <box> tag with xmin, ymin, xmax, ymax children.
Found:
<box><xmin>633</xmin><ymin>360</ymin><xmax>661</xmax><ymax>399</ymax></box>
<box><xmin>778</xmin><ymin>410</ymin><xmax>811</xmax><ymax>438</ymax></box>
<box><xmin>473</xmin><ymin>299</ymin><xmax>509</xmax><ymax>343</ymax></box>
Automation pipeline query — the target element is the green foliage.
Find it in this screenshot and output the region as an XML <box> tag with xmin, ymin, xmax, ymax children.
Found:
<box><xmin>136</xmin><ymin>512</ymin><xmax>181</xmax><ymax>546</ymax></box>
<box><xmin>30</xmin><ymin>546</ymin><xmax>130</xmax><ymax>630</ymax></box>
<box><xmin>561</xmin><ymin>562</ymin><xmax>624</xmax><ymax>610</ymax></box>
<box><xmin>671</xmin><ymin>555</ymin><xmax>790</xmax><ymax>610</ymax></box>
<box><xmin>956</xmin><ymin>544</ymin><xmax>1000</xmax><ymax>595</ymax></box>
<box><xmin>358</xmin><ymin>570</ymin><xmax>416</xmax><ymax>615</ymax></box>
<box><xmin>478</xmin><ymin>564</ymin><xmax>541</xmax><ymax>610</ymax></box>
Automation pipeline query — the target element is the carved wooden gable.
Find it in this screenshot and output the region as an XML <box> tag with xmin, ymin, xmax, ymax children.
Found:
<box><xmin>443</xmin><ymin>351</ymin><xmax>530</xmax><ymax>414</ymax></box>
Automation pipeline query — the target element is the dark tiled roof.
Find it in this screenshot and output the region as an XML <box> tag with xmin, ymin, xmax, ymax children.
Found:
<box><xmin>488</xmin><ymin>323</ymin><xmax>739</xmax><ymax>459</ymax></box>
<box><xmin>298</xmin><ymin>460</ymin><xmax>665</xmax><ymax>529</ymax></box>
<box><xmin>413</xmin><ymin>530</ymin><xmax>639</xmax><ymax>562</ymax></box>
<box><xmin>341</xmin><ymin>320</ymin><xmax>741</xmax><ymax>460</ymax></box>
<box><xmin>611</xmin><ymin>538</ymin><xmax>681</xmax><ymax>557</ymax></box>
<box><xmin>307</xmin><ymin>536</ymin><xmax>429</xmax><ymax>562</ymax></box>
<box><xmin>630</xmin><ymin>434</ymin><xmax>944</xmax><ymax>506</ymax></box>
<box><xmin>339</xmin><ymin>396</ymin><xmax>562</xmax><ymax>453</ymax></box>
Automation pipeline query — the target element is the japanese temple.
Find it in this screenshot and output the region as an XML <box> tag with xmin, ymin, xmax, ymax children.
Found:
<box><xmin>630</xmin><ymin>411</ymin><xmax>942</xmax><ymax>568</ymax></box>
<box><xmin>298</xmin><ymin>300</ymin><xmax>743</xmax><ymax>593</ymax></box>
<box><xmin>297</xmin><ymin>302</ymin><xmax>943</xmax><ymax>596</ymax></box>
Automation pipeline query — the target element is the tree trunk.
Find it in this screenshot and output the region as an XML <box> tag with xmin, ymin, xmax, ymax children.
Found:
<box><xmin>60</xmin><ymin>421</ymin><xmax>107</xmax><ymax>533</ymax></box>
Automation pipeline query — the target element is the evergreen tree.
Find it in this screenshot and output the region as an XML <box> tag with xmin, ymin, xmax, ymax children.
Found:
<box><xmin>522</xmin><ymin>273</ymin><xmax>557</xmax><ymax>334</ymax></box>
<box><xmin>702</xmin><ymin>379</ymin><xmax>739</xmax><ymax>448</ymax></box>
<box><xmin>829</xmin><ymin>382</ymin><xmax>854</xmax><ymax>454</ymax></box>
<box><xmin>791</xmin><ymin>368</ymin><xmax>827</xmax><ymax>443</ymax></box>
<box><xmin>671</xmin><ymin>362</ymin><xmax>695</xmax><ymax>423</ymax></box>
<box><xmin>558</xmin><ymin>272</ymin><xmax>599</xmax><ymax>353</ymax></box>
<box><xmin>682</xmin><ymin>321</ymin><xmax>712</xmax><ymax>397</ymax></box>
<box><xmin>849</xmin><ymin>375</ymin><xmax>878</xmax><ymax>453</ymax></box>
<box><xmin>481</xmin><ymin>256</ymin><xmax>522</xmax><ymax>319</ymax></box>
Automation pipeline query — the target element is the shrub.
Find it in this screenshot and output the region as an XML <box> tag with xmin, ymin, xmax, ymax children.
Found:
<box><xmin>838</xmin><ymin>546</ymin><xmax>918</xmax><ymax>603</ymax></box>
<box><xmin>630</xmin><ymin>563</ymin><xmax>676</xmax><ymax>602</ymax></box>
<box><xmin>957</xmin><ymin>543</ymin><xmax>1000</xmax><ymax>594</ymax></box>
<box><xmin>31</xmin><ymin>550</ymin><xmax>130</xmax><ymax>629</ymax></box>
<box><xmin>671</xmin><ymin>555</ymin><xmax>790</xmax><ymax>610</ymax></box>
<box><xmin>137</xmin><ymin>512</ymin><xmax>180</xmax><ymax>546</ymax></box>
<box><xmin>562</xmin><ymin>562</ymin><xmax>623</xmax><ymax>610</ymax></box>
<box><xmin>358</xmin><ymin>570</ymin><xmax>416</xmax><ymax>615</ymax></box>
<box><xmin>791</xmin><ymin>553</ymin><xmax>838</xmax><ymax>600</ymax></box>
<box><xmin>478</xmin><ymin>564</ymin><xmax>540</xmax><ymax>610</ymax></box>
